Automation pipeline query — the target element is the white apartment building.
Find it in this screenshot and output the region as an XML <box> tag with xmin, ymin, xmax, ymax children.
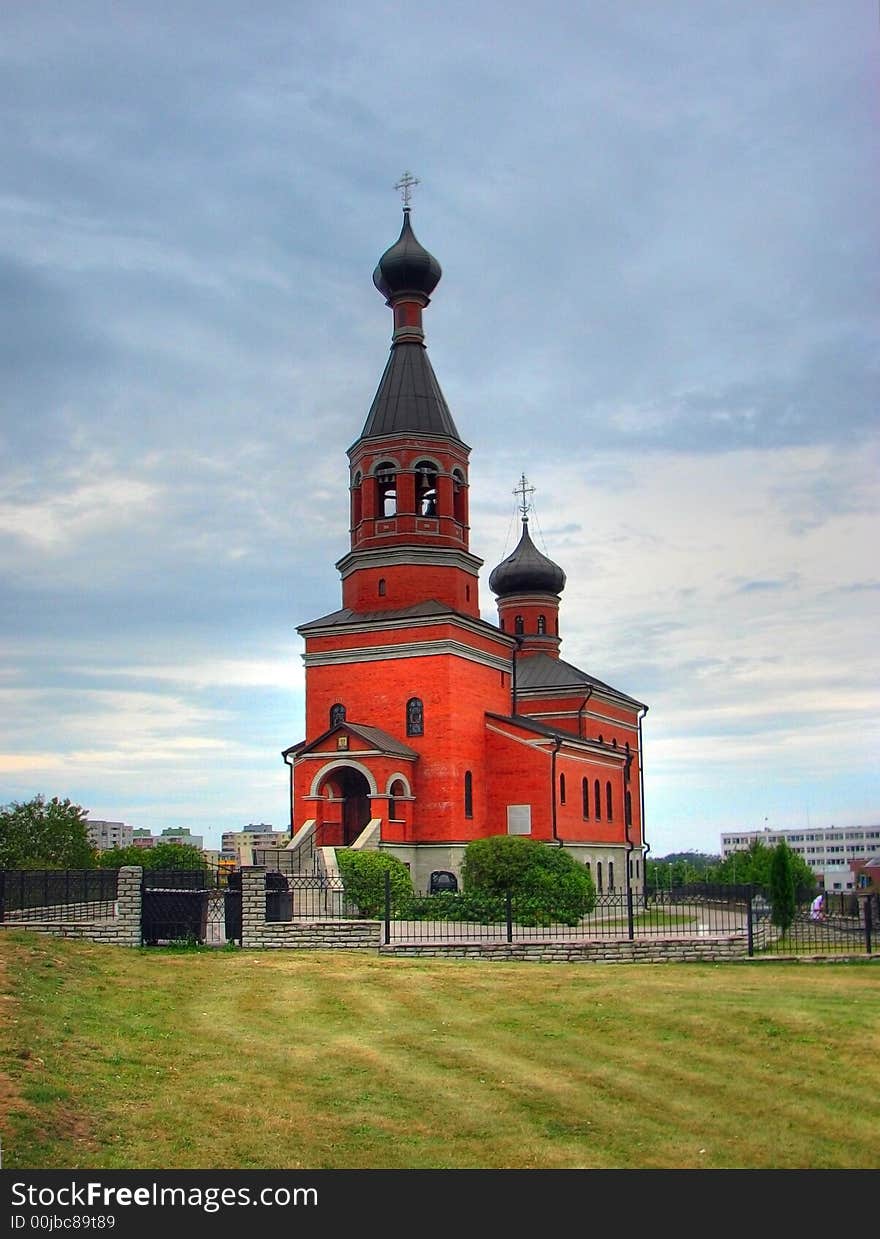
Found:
<box><xmin>221</xmin><ymin>827</ymin><xmax>290</xmax><ymax>853</ymax></box>
<box><xmin>721</xmin><ymin>825</ymin><xmax>880</xmax><ymax>890</ymax></box>
<box><xmin>86</xmin><ymin>818</ymin><xmax>133</xmax><ymax>851</ymax></box>
<box><xmin>130</xmin><ymin>827</ymin><xmax>205</xmax><ymax>850</ymax></box>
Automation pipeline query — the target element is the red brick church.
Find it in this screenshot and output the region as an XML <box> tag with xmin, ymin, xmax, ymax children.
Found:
<box><xmin>282</xmin><ymin>203</ymin><xmax>648</xmax><ymax>894</ymax></box>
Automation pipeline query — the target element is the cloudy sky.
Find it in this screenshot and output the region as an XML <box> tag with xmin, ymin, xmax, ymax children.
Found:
<box><xmin>1</xmin><ymin>1</ymin><xmax>877</xmax><ymax>857</ymax></box>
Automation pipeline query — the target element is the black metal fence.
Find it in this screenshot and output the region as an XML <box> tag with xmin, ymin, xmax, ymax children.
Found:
<box><xmin>1</xmin><ymin>867</ymin><xmax>874</xmax><ymax>958</ymax></box>
<box><xmin>0</xmin><ymin>869</ymin><xmax>118</xmax><ymax>923</ymax></box>
<box><xmin>378</xmin><ymin>879</ymin><xmax>878</xmax><ymax>956</ymax></box>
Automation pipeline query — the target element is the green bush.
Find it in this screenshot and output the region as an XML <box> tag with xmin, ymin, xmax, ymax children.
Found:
<box><xmin>408</xmin><ymin>889</ymin><xmax>508</xmax><ymax>923</ymax></box>
<box><xmin>461</xmin><ymin>836</ymin><xmax>596</xmax><ymax>926</ymax></box>
<box><xmin>335</xmin><ymin>848</ymin><xmax>414</xmax><ymax>917</ymax></box>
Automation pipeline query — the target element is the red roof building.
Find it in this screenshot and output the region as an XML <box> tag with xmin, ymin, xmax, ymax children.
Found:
<box><xmin>282</xmin><ymin>206</ymin><xmax>649</xmax><ymax>894</ymax></box>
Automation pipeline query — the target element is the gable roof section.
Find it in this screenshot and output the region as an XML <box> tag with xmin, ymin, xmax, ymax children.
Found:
<box><xmin>515</xmin><ymin>652</ymin><xmax>646</xmax><ymax>710</ymax></box>
<box><xmin>486</xmin><ymin>712</ymin><xmax>629</xmax><ymax>759</ymax></box>
<box><xmin>283</xmin><ymin>721</ymin><xmax>419</xmax><ymax>761</ymax></box>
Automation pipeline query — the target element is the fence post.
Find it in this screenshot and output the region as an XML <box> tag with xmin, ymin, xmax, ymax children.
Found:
<box><xmin>626</xmin><ymin>882</ymin><xmax>635</xmax><ymax>940</ymax></box>
<box><xmin>384</xmin><ymin>870</ymin><xmax>391</xmax><ymax>946</ymax></box>
<box><xmin>867</xmin><ymin>892</ymin><xmax>877</xmax><ymax>956</ymax></box>
<box><xmin>746</xmin><ymin>886</ymin><xmax>754</xmax><ymax>957</ymax></box>
<box><xmin>0</xmin><ymin>870</ymin><xmax>4</xmax><ymax>923</ymax></box>
<box><xmin>505</xmin><ymin>890</ymin><xmax>513</xmax><ymax>943</ymax></box>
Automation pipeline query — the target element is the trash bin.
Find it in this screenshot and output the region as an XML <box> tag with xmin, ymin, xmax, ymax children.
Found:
<box><xmin>429</xmin><ymin>870</ymin><xmax>458</xmax><ymax>894</ymax></box>
<box><xmin>141</xmin><ymin>888</ymin><xmax>209</xmax><ymax>945</ymax></box>
<box><xmin>265</xmin><ymin>871</ymin><xmax>293</xmax><ymax>921</ymax></box>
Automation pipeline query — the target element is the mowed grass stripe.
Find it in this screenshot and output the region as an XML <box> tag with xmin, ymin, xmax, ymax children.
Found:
<box><xmin>1</xmin><ymin>935</ymin><xmax>878</xmax><ymax>1169</ymax></box>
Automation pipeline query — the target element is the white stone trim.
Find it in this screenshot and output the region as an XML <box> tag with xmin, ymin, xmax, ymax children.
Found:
<box><xmin>308</xmin><ymin>759</ymin><xmax>378</xmax><ymax>797</ymax></box>
<box><xmin>304</xmin><ymin>638</ymin><xmax>511</xmax><ymax>674</ymax></box>
<box><xmin>385</xmin><ymin>771</ymin><xmax>413</xmax><ymax>797</ymax></box>
<box><xmin>335</xmin><ymin>546</ymin><xmax>484</xmax><ymax>576</ymax></box>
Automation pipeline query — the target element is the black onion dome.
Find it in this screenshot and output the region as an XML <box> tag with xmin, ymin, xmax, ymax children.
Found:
<box><xmin>373</xmin><ymin>209</ymin><xmax>442</xmax><ymax>301</ymax></box>
<box><xmin>489</xmin><ymin>521</ymin><xmax>567</xmax><ymax>597</ymax></box>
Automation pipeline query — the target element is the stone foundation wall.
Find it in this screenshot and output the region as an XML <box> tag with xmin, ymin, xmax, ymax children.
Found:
<box><xmin>380</xmin><ymin>936</ymin><xmax>749</xmax><ymax>963</ymax></box>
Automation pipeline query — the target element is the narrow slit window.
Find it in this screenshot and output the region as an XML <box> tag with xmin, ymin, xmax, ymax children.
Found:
<box><xmin>406</xmin><ymin>697</ymin><xmax>424</xmax><ymax>737</ymax></box>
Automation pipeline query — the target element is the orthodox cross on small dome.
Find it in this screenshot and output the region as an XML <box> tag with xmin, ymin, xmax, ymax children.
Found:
<box><xmin>514</xmin><ymin>473</ymin><xmax>536</xmax><ymax>520</ymax></box>
<box><xmin>394</xmin><ymin>170</ymin><xmax>420</xmax><ymax>207</ymax></box>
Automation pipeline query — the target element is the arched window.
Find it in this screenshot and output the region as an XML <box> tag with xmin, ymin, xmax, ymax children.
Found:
<box><xmin>329</xmin><ymin>703</ymin><xmax>346</xmax><ymax>728</ymax></box>
<box><xmin>464</xmin><ymin>770</ymin><xmax>473</xmax><ymax>819</ymax></box>
<box><xmin>537</xmin><ymin>615</ymin><xmax>546</xmax><ymax>635</ymax></box>
<box><xmin>514</xmin><ymin>615</ymin><xmax>524</xmax><ymax>635</ymax></box>
<box><xmin>389</xmin><ymin>779</ymin><xmax>405</xmax><ymax>821</ymax></box>
<box><xmin>559</xmin><ymin>773</ymin><xmax>566</xmax><ymax>805</ymax></box>
<box><xmin>594</xmin><ymin>779</ymin><xmax>602</xmax><ymax>820</ymax></box>
<box><xmin>608</xmin><ymin>861</ymin><xmax>615</xmax><ymax>892</ymax></box>
<box><xmin>378</xmin><ymin>578</ymin><xmax>386</xmax><ymax>597</ymax></box>
<box><xmin>406</xmin><ymin>697</ymin><xmax>424</xmax><ymax>737</ymax></box>
<box><xmin>606</xmin><ymin>781</ymin><xmax>613</xmax><ymax>819</ymax></box>
<box><xmin>596</xmin><ymin>861</ymin><xmax>604</xmax><ymax>894</ymax></box>
<box><xmin>415</xmin><ymin>460</ymin><xmax>438</xmax><ymax>517</ymax></box>
<box><xmin>582</xmin><ymin>777</ymin><xmax>589</xmax><ymax>819</ymax></box>
<box><xmin>376</xmin><ymin>462</ymin><xmax>397</xmax><ymax>517</ymax></box>
<box><xmin>453</xmin><ymin>469</ymin><xmax>466</xmax><ymax>524</ymax></box>
<box><xmin>352</xmin><ymin>471</ymin><xmax>362</xmax><ymax>528</ymax></box>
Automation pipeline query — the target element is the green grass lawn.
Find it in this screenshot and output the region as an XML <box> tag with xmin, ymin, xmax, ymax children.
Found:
<box><xmin>1</xmin><ymin>931</ymin><xmax>878</xmax><ymax>1170</ymax></box>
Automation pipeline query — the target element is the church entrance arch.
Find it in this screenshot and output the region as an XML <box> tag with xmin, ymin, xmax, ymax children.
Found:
<box><xmin>334</xmin><ymin>766</ymin><xmax>372</xmax><ymax>844</ymax></box>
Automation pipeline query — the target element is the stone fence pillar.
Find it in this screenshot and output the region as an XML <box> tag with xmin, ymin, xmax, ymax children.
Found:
<box><xmin>241</xmin><ymin>867</ymin><xmax>267</xmax><ymax>948</ymax></box>
<box><xmin>115</xmin><ymin>866</ymin><xmax>143</xmax><ymax>947</ymax></box>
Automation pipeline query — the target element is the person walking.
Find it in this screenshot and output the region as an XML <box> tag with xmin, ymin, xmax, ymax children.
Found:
<box><xmin>809</xmin><ymin>892</ymin><xmax>827</xmax><ymax>921</ymax></box>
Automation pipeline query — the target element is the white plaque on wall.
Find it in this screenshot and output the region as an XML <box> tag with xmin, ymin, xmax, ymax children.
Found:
<box><xmin>507</xmin><ymin>804</ymin><xmax>532</xmax><ymax>835</ymax></box>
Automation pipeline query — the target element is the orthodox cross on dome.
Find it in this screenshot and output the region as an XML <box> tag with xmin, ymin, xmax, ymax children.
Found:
<box><xmin>394</xmin><ymin>170</ymin><xmax>420</xmax><ymax>207</ymax></box>
<box><xmin>514</xmin><ymin>473</ymin><xmax>536</xmax><ymax>520</ymax></box>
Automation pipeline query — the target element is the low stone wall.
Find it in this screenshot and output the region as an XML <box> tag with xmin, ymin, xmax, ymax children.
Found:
<box><xmin>240</xmin><ymin>867</ymin><xmax>379</xmax><ymax>950</ymax></box>
<box><xmin>244</xmin><ymin>920</ymin><xmax>382</xmax><ymax>950</ymax></box>
<box><xmin>380</xmin><ymin>935</ymin><xmax>749</xmax><ymax>963</ymax></box>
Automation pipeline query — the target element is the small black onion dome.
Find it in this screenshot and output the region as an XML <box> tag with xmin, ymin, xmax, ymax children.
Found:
<box><xmin>373</xmin><ymin>209</ymin><xmax>442</xmax><ymax>301</ymax></box>
<box><xmin>489</xmin><ymin>520</ymin><xmax>567</xmax><ymax>597</ymax></box>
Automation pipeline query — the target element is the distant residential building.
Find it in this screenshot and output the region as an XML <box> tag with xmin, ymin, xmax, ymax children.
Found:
<box><xmin>129</xmin><ymin>827</ymin><xmax>205</xmax><ymax>851</ymax></box>
<box><xmin>851</xmin><ymin>855</ymin><xmax>880</xmax><ymax>892</ymax></box>
<box><xmin>157</xmin><ymin>827</ymin><xmax>204</xmax><ymax>850</ymax></box>
<box><xmin>221</xmin><ymin>827</ymin><xmax>290</xmax><ymax>853</ymax></box>
<box><xmin>86</xmin><ymin>818</ymin><xmax>132</xmax><ymax>852</ymax></box>
<box><xmin>721</xmin><ymin>825</ymin><xmax>880</xmax><ymax>890</ymax></box>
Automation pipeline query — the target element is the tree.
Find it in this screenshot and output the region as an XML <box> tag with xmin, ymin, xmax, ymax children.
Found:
<box><xmin>98</xmin><ymin>841</ymin><xmax>206</xmax><ymax>870</ymax></box>
<box><xmin>707</xmin><ymin>839</ymin><xmax>814</xmax><ymax>891</ymax></box>
<box><xmin>646</xmin><ymin>853</ymin><xmax>719</xmax><ymax>888</ymax></box>
<box><xmin>0</xmin><ymin>795</ymin><xmax>97</xmax><ymax>869</ymax></box>
<box><xmin>769</xmin><ymin>840</ymin><xmax>797</xmax><ymax>930</ymax></box>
